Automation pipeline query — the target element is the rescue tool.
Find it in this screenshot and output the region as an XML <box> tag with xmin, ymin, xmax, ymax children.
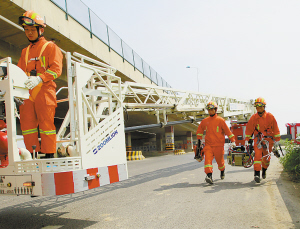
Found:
<box><xmin>227</xmin><ymin>142</ymin><xmax>254</xmax><ymax>168</ymax></box>
<box><xmin>228</xmin><ymin>121</ymin><xmax>284</xmax><ymax>168</ymax></box>
<box><xmin>194</xmin><ymin>140</ymin><xmax>204</xmax><ymax>162</ymax></box>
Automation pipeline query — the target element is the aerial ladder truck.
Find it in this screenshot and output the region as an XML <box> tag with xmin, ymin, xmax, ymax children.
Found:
<box><xmin>0</xmin><ymin>52</ymin><xmax>128</xmax><ymax>196</ymax></box>
<box><xmin>0</xmin><ymin>49</ymin><xmax>257</xmax><ymax>196</ymax></box>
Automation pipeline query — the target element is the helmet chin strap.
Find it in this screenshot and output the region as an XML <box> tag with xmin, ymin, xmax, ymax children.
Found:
<box><xmin>258</xmin><ymin>110</ymin><xmax>265</xmax><ymax>116</ymax></box>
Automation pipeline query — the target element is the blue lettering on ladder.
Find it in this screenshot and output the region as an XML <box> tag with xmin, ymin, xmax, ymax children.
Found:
<box><xmin>93</xmin><ymin>130</ymin><xmax>118</xmax><ymax>154</ymax></box>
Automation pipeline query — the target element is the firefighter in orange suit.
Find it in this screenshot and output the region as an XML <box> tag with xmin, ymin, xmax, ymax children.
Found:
<box><xmin>17</xmin><ymin>10</ymin><xmax>63</xmax><ymax>158</ymax></box>
<box><xmin>245</xmin><ymin>97</ymin><xmax>280</xmax><ymax>183</ymax></box>
<box><xmin>196</xmin><ymin>101</ymin><xmax>236</xmax><ymax>184</ymax></box>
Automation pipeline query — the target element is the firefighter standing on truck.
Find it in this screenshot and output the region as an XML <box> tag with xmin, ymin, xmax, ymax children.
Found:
<box><xmin>196</xmin><ymin>101</ymin><xmax>236</xmax><ymax>184</ymax></box>
<box><xmin>17</xmin><ymin>10</ymin><xmax>63</xmax><ymax>158</ymax></box>
<box><xmin>245</xmin><ymin>97</ymin><xmax>280</xmax><ymax>183</ymax></box>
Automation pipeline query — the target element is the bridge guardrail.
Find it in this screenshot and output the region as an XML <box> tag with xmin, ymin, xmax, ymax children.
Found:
<box><xmin>50</xmin><ymin>0</ymin><xmax>171</xmax><ymax>89</ymax></box>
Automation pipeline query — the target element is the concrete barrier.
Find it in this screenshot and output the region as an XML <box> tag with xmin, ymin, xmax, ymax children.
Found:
<box><xmin>126</xmin><ymin>151</ymin><xmax>145</xmax><ymax>161</ymax></box>
<box><xmin>142</xmin><ymin>151</ymin><xmax>169</xmax><ymax>157</ymax></box>
<box><xmin>174</xmin><ymin>149</ymin><xmax>186</xmax><ymax>155</ymax></box>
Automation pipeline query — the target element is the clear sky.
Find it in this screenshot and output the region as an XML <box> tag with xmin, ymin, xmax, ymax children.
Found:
<box><xmin>81</xmin><ymin>0</ymin><xmax>300</xmax><ymax>135</ymax></box>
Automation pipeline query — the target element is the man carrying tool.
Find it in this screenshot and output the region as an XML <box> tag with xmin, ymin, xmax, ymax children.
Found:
<box><xmin>17</xmin><ymin>10</ymin><xmax>63</xmax><ymax>158</ymax></box>
<box><xmin>245</xmin><ymin>97</ymin><xmax>280</xmax><ymax>183</ymax></box>
<box><xmin>196</xmin><ymin>101</ymin><xmax>236</xmax><ymax>184</ymax></box>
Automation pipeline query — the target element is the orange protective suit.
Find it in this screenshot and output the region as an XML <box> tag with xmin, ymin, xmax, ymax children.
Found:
<box><xmin>196</xmin><ymin>114</ymin><xmax>235</xmax><ymax>174</ymax></box>
<box><xmin>18</xmin><ymin>37</ymin><xmax>63</xmax><ymax>154</ymax></box>
<box><xmin>245</xmin><ymin>112</ymin><xmax>280</xmax><ymax>171</ymax></box>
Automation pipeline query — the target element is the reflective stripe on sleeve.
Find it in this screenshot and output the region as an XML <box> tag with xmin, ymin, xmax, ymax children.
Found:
<box><xmin>229</xmin><ymin>134</ymin><xmax>234</xmax><ymax>138</ymax></box>
<box><xmin>45</xmin><ymin>69</ymin><xmax>58</xmax><ymax>79</ymax></box>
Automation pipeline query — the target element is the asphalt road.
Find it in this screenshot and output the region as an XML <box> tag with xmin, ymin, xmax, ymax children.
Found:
<box><xmin>0</xmin><ymin>145</ymin><xmax>299</xmax><ymax>229</ymax></box>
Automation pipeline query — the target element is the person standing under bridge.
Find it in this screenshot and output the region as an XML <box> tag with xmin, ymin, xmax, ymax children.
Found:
<box><xmin>244</xmin><ymin>97</ymin><xmax>280</xmax><ymax>183</ymax></box>
<box><xmin>196</xmin><ymin>101</ymin><xmax>236</xmax><ymax>184</ymax></box>
<box><xmin>17</xmin><ymin>10</ymin><xmax>63</xmax><ymax>158</ymax></box>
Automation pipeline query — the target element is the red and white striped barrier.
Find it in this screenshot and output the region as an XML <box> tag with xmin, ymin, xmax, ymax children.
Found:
<box><xmin>41</xmin><ymin>163</ymin><xmax>127</xmax><ymax>196</ymax></box>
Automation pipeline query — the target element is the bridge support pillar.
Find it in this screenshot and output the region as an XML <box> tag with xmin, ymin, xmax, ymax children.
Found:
<box><xmin>126</xmin><ymin>132</ymin><xmax>132</xmax><ymax>151</ymax></box>
<box><xmin>156</xmin><ymin>134</ymin><xmax>163</xmax><ymax>152</ymax></box>
<box><xmin>165</xmin><ymin>126</ymin><xmax>174</xmax><ymax>151</ymax></box>
<box><xmin>186</xmin><ymin>131</ymin><xmax>193</xmax><ymax>152</ymax></box>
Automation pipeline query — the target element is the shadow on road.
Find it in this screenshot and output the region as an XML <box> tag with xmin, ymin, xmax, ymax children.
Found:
<box><xmin>0</xmin><ymin>161</ymin><xmax>202</xmax><ymax>228</ymax></box>
<box><xmin>0</xmin><ymin>208</ymin><xmax>96</xmax><ymax>229</ymax></box>
<box><xmin>276</xmin><ymin>171</ymin><xmax>300</xmax><ymax>228</ymax></box>
<box><xmin>202</xmin><ymin>180</ymin><xmax>259</xmax><ymax>193</ymax></box>
<box><xmin>152</xmin><ymin>180</ymin><xmax>257</xmax><ymax>193</ymax></box>
<box><xmin>226</xmin><ymin>168</ymin><xmax>253</xmax><ymax>174</ymax></box>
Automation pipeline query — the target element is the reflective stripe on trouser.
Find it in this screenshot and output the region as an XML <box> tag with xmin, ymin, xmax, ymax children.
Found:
<box><xmin>204</xmin><ymin>145</ymin><xmax>225</xmax><ymax>174</ymax></box>
<box><xmin>253</xmin><ymin>143</ymin><xmax>272</xmax><ymax>171</ymax></box>
<box><xmin>19</xmin><ymin>95</ymin><xmax>56</xmax><ymax>154</ymax></box>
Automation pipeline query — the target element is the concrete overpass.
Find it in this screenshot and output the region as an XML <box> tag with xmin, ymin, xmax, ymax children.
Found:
<box><xmin>0</xmin><ymin>0</ymin><xmax>254</xmax><ymax>152</ymax></box>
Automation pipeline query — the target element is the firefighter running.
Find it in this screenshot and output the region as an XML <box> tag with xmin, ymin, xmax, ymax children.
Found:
<box><xmin>17</xmin><ymin>10</ymin><xmax>63</xmax><ymax>158</ymax></box>
<box><xmin>196</xmin><ymin>101</ymin><xmax>236</xmax><ymax>184</ymax></box>
<box><xmin>245</xmin><ymin>97</ymin><xmax>280</xmax><ymax>183</ymax></box>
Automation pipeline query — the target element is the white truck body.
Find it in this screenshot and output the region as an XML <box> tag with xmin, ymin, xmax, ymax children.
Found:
<box><xmin>0</xmin><ymin>53</ymin><xmax>128</xmax><ymax>196</ymax></box>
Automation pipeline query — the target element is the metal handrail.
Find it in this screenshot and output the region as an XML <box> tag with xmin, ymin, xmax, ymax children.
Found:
<box><xmin>50</xmin><ymin>0</ymin><xmax>171</xmax><ymax>89</ymax></box>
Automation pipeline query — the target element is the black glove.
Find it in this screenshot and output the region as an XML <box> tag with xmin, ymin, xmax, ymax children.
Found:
<box><xmin>194</xmin><ymin>139</ymin><xmax>204</xmax><ymax>162</ymax></box>
<box><xmin>195</xmin><ymin>139</ymin><xmax>201</xmax><ymax>158</ymax></box>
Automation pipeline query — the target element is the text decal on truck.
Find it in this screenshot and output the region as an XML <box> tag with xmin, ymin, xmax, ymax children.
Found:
<box><xmin>93</xmin><ymin>130</ymin><xmax>118</xmax><ymax>155</ymax></box>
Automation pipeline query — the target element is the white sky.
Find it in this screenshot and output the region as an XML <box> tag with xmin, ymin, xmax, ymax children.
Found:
<box><xmin>81</xmin><ymin>0</ymin><xmax>300</xmax><ymax>135</ymax></box>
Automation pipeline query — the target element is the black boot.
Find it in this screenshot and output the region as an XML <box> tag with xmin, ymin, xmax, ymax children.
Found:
<box><xmin>254</xmin><ymin>170</ymin><xmax>260</xmax><ymax>183</ymax></box>
<box><xmin>220</xmin><ymin>169</ymin><xmax>225</xmax><ymax>180</ymax></box>
<box><xmin>262</xmin><ymin>168</ymin><xmax>267</xmax><ymax>179</ymax></box>
<box><xmin>205</xmin><ymin>173</ymin><xmax>213</xmax><ymax>184</ymax></box>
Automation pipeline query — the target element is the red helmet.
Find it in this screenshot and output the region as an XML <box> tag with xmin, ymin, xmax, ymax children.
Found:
<box><xmin>254</xmin><ymin>97</ymin><xmax>266</xmax><ymax>107</ymax></box>
<box><xmin>19</xmin><ymin>10</ymin><xmax>46</xmax><ymax>28</ymax></box>
<box><xmin>206</xmin><ymin>101</ymin><xmax>218</xmax><ymax>110</ymax></box>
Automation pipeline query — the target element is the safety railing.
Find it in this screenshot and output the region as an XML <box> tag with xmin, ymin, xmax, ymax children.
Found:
<box><xmin>50</xmin><ymin>0</ymin><xmax>171</xmax><ymax>88</ymax></box>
